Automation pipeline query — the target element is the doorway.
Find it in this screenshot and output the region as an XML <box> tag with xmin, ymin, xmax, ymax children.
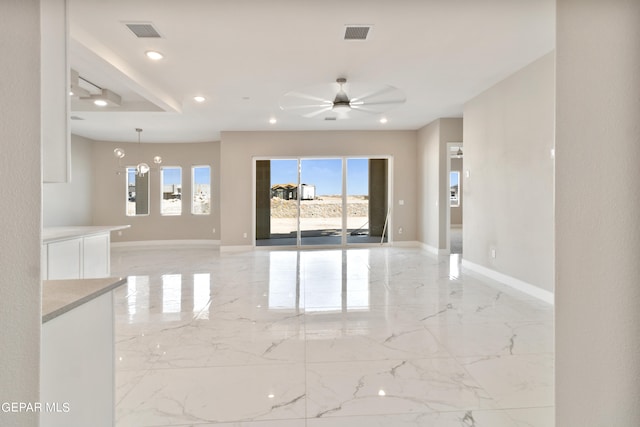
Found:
<box><xmin>255</xmin><ymin>157</ymin><xmax>390</xmax><ymax>247</ymax></box>
<box><xmin>448</xmin><ymin>143</ymin><xmax>463</xmax><ymax>254</ymax></box>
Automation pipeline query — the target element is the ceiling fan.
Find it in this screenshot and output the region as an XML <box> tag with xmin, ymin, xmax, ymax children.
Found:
<box><xmin>279</xmin><ymin>78</ymin><xmax>406</xmax><ymax>119</ymax></box>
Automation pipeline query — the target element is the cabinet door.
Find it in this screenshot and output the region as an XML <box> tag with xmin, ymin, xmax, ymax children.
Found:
<box><xmin>83</xmin><ymin>234</ymin><xmax>110</xmax><ymax>278</ymax></box>
<box><xmin>47</xmin><ymin>238</ymin><xmax>82</xmax><ymax>279</ymax></box>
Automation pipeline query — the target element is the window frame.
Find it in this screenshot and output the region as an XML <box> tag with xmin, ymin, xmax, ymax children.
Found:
<box><xmin>160</xmin><ymin>166</ymin><xmax>183</xmax><ymax>216</ymax></box>
<box><xmin>125</xmin><ymin>167</ymin><xmax>150</xmax><ymax>216</ymax></box>
<box><xmin>191</xmin><ymin>165</ymin><xmax>211</xmax><ymax>215</ymax></box>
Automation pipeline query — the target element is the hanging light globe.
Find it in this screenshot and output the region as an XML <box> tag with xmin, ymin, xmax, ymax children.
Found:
<box><xmin>136</xmin><ymin>162</ymin><xmax>150</xmax><ymax>176</ymax></box>
<box><xmin>113</xmin><ymin>147</ymin><xmax>126</xmax><ymax>159</ymax></box>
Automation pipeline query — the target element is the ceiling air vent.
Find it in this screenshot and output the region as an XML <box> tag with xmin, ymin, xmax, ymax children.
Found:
<box><xmin>324</xmin><ymin>117</ymin><xmax>337</xmax><ymax>121</ymax></box>
<box><xmin>70</xmin><ymin>116</ymin><xmax>84</xmax><ymax>121</ymax></box>
<box><xmin>125</xmin><ymin>23</ymin><xmax>161</xmax><ymax>38</ymax></box>
<box><xmin>344</xmin><ymin>25</ymin><xmax>371</xmax><ymax>41</ymax></box>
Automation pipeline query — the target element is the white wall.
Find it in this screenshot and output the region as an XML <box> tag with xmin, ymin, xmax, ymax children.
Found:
<box><xmin>220</xmin><ymin>131</ymin><xmax>418</xmax><ymax>248</ymax></box>
<box><xmin>416</xmin><ymin>121</ymin><xmax>440</xmax><ymax>249</ymax></box>
<box><xmin>91</xmin><ymin>140</ymin><xmax>220</xmax><ymax>242</ymax></box>
<box><xmin>416</xmin><ymin>118</ymin><xmax>463</xmax><ymax>251</ymax></box>
<box><xmin>463</xmin><ymin>52</ymin><xmax>555</xmax><ymax>293</ymax></box>
<box><xmin>43</xmin><ymin>134</ymin><xmax>93</xmax><ymax>227</ymax></box>
<box><xmin>556</xmin><ymin>0</ymin><xmax>640</xmax><ymax>424</ymax></box>
<box><xmin>0</xmin><ymin>1</ymin><xmax>41</xmax><ymax>425</ymax></box>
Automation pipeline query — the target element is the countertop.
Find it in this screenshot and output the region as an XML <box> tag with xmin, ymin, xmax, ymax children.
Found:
<box><xmin>42</xmin><ymin>277</ymin><xmax>127</xmax><ymax>323</ymax></box>
<box><xmin>43</xmin><ymin>225</ymin><xmax>130</xmax><ymax>243</ymax></box>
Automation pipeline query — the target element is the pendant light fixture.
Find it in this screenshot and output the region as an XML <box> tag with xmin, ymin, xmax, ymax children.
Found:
<box><xmin>113</xmin><ymin>128</ymin><xmax>162</xmax><ymax>176</ymax></box>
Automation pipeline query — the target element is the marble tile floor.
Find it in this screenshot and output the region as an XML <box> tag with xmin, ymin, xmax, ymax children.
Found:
<box><xmin>111</xmin><ymin>246</ymin><xmax>554</xmax><ymax>427</ymax></box>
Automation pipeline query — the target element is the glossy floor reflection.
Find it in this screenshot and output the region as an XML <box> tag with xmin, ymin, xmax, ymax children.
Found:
<box><xmin>111</xmin><ymin>246</ymin><xmax>554</xmax><ymax>427</ymax></box>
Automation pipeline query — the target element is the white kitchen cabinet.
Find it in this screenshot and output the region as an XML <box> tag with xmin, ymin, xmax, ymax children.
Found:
<box><xmin>46</xmin><ymin>237</ymin><xmax>82</xmax><ymax>280</ymax></box>
<box><xmin>83</xmin><ymin>233</ymin><xmax>110</xmax><ymax>278</ymax></box>
<box><xmin>42</xmin><ymin>226</ymin><xmax>129</xmax><ymax>280</ymax></box>
<box><xmin>41</xmin><ymin>284</ymin><xmax>119</xmax><ymax>427</ymax></box>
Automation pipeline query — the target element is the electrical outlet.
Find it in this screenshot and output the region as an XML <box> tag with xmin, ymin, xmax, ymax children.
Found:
<box><xmin>212</xmin><ymin>228</ymin><xmax>216</xmax><ymax>234</ymax></box>
<box><xmin>398</xmin><ymin>227</ymin><xmax>403</xmax><ymax>235</ymax></box>
<box><xmin>491</xmin><ymin>248</ymin><xmax>496</xmax><ymax>258</ymax></box>
<box><xmin>243</xmin><ymin>232</ymin><xmax>248</xmax><ymax>238</ymax></box>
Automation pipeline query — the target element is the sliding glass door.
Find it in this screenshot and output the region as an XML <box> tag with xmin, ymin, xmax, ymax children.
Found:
<box><xmin>256</xmin><ymin>159</ymin><xmax>298</xmax><ymax>246</ymax></box>
<box><xmin>300</xmin><ymin>158</ymin><xmax>343</xmax><ymax>246</ymax></box>
<box><xmin>255</xmin><ymin>157</ymin><xmax>389</xmax><ymax>247</ymax></box>
<box><xmin>346</xmin><ymin>158</ymin><xmax>389</xmax><ymax>244</ymax></box>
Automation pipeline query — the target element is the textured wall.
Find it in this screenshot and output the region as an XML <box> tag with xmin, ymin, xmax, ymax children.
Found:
<box><xmin>555</xmin><ymin>0</ymin><xmax>640</xmax><ymax>424</ymax></box>
<box><xmin>416</xmin><ymin>118</ymin><xmax>463</xmax><ymax>252</ymax></box>
<box><xmin>91</xmin><ymin>140</ymin><xmax>220</xmax><ymax>242</ymax></box>
<box><xmin>463</xmin><ymin>52</ymin><xmax>555</xmax><ymax>292</ymax></box>
<box><xmin>0</xmin><ymin>1</ymin><xmax>42</xmax><ymax>425</ymax></box>
<box><xmin>43</xmin><ymin>134</ymin><xmax>94</xmax><ymax>227</ymax></box>
<box><xmin>220</xmin><ymin>131</ymin><xmax>417</xmax><ymax>247</ymax></box>
<box><xmin>416</xmin><ymin>120</ymin><xmax>440</xmax><ymax>249</ymax></box>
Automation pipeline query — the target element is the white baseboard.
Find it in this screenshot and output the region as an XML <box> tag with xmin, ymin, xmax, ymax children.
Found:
<box><xmin>111</xmin><ymin>240</ymin><xmax>220</xmax><ymax>248</ymax></box>
<box><xmin>391</xmin><ymin>240</ymin><xmax>421</xmax><ymax>248</ymax></box>
<box><xmin>220</xmin><ymin>245</ymin><xmax>254</xmax><ymax>252</ymax></box>
<box><xmin>461</xmin><ymin>259</ymin><xmax>554</xmax><ymax>305</ymax></box>
<box><xmin>420</xmin><ymin>242</ymin><xmax>449</xmax><ymax>256</ymax></box>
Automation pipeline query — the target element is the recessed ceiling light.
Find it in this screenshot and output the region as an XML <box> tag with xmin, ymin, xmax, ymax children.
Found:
<box><xmin>193</xmin><ymin>96</ymin><xmax>206</xmax><ymax>103</ymax></box>
<box><xmin>145</xmin><ymin>50</ymin><xmax>164</xmax><ymax>60</ymax></box>
<box><xmin>269</xmin><ymin>118</ymin><xmax>277</xmax><ymax>124</ymax></box>
<box><xmin>94</xmin><ymin>99</ymin><xmax>108</xmax><ymax>107</ymax></box>
<box><xmin>379</xmin><ymin>117</ymin><xmax>388</xmax><ymax>124</ymax></box>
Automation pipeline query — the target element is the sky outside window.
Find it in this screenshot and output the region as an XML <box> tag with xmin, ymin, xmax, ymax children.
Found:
<box><xmin>270</xmin><ymin>158</ymin><xmax>369</xmax><ymax>196</ymax></box>
<box><xmin>193</xmin><ymin>166</ymin><xmax>210</xmax><ymax>185</ymax></box>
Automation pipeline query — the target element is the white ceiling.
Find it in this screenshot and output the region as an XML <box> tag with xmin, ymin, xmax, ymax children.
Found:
<box><xmin>67</xmin><ymin>0</ymin><xmax>555</xmax><ymax>143</ymax></box>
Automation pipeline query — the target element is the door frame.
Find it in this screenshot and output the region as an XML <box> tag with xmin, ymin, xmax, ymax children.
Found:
<box><xmin>252</xmin><ymin>155</ymin><xmax>394</xmax><ymax>248</ymax></box>
<box><xmin>445</xmin><ymin>142</ymin><xmax>463</xmax><ymax>254</ymax></box>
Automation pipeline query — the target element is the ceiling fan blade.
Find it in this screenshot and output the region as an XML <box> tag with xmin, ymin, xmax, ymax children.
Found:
<box><xmin>284</xmin><ymin>91</ymin><xmax>332</xmax><ymax>104</ymax></box>
<box><xmin>301</xmin><ymin>106</ymin><xmax>333</xmax><ymax>118</ymax></box>
<box><xmin>280</xmin><ymin>104</ymin><xmax>332</xmax><ymax>111</ymax></box>
<box><xmin>358</xmin><ymin>98</ymin><xmax>406</xmax><ymax>106</ymax></box>
<box><xmin>349</xmin><ymin>105</ymin><xmax>378</xmax><ymax>114</ymax></box>
<box><xmin>350</xmin><ymin>85</ymin><xmax>399</xmax><ymax>103</ymax></box>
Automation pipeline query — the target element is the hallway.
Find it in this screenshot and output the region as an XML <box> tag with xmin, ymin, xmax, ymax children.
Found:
<box><xmin>111</xmin><ymin>246</ymin><xmax>553</xmax><ymax>426</ymax></box>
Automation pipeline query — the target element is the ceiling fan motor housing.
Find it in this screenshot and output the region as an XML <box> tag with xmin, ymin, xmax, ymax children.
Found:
<box><xmin>333</xmin><ymin>78</ymin><xmax>351</xmax><ymax>109</ymax></box>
